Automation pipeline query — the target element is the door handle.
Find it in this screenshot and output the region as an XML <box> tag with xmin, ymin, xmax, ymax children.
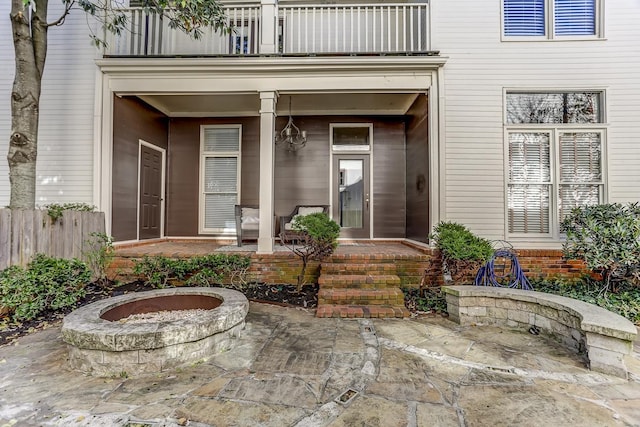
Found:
<box><xmin>365</xmin><ymin>193</ymin><xmax>369</xmax><ymax>210</ymax></box>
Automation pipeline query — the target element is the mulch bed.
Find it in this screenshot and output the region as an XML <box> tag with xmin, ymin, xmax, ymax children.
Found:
<box><xmin>1</xmin><ymin>281</ymin><xmax>441</xmax><ymax>347</ymax></box>
<box><xmin>0</xmin><ymin>281</ymin><xmax>319</xmax><ymax>347</ymax></box>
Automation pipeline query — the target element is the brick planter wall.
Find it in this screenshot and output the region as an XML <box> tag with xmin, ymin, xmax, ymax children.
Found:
<box><xmin>515</xmin><ymin>250</ymin><xmax>587</xmax><ymax>280</ymax></box>
<box><xmin>419</xmin><ymin>249</ymin><xmax>588</xmax><ymax>287</ymax></box>
<box><xmin>108</xmin><ymin>246</ymin><xmax>589</xmax><ymax>287</ymax></box>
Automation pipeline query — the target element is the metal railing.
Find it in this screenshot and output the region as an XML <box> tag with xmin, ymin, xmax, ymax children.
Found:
<box><xmin>104</xmin><ymin>3</ymin><xmax>430</xmax><ymax>57</ymax></box>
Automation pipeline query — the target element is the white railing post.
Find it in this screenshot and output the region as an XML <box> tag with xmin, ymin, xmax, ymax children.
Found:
<box><xmin>260</xmin><ymin>0</ymin><xmax>278</xmax><ymax>54</ymax></box>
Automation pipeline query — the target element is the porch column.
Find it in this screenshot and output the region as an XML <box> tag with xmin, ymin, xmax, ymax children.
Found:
<box><xmin>260</xmin><ymin>0</ymin><xmax>277</xmax><ymax>54</ymax></box>
<box><xmin>257</xmin><ymin>91</ymin><xmax>277</xmax><ymax>254</ymax></box>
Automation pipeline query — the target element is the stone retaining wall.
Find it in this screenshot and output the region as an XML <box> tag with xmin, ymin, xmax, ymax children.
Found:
<box><xmin>443</xmin><ymin>285</ymin><xmax>637</xmax><ymax>379</ymax></box>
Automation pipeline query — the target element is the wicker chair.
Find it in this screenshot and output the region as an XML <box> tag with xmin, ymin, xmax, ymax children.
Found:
<box><xmin>234</xmin><ymin>205</ymin><xmax>259</xmax><ymax>247</ymax></box>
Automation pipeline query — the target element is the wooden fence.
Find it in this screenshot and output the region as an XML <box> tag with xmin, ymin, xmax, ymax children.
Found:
<box><xmin>0</xmin><ymin>209</ymin><xmax>105</xmax><ymax>270</ymax></box>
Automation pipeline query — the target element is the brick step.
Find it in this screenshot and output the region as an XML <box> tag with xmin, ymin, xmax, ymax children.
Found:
<box><xmin>321</xmin><ymin>262</ymin><xmax>398</xmax><ymax>274</ymax></box>
<box><xmin>316</xmin><ymin>304</ymin><xmax>410</xmax><ymax>318</ymax></box>
<box><xmin>318</xmin><ymin>288</ymin><xmax>405</xmax><ymax>306</ymax></box>
<box><xmin>318</xmin><ymin>274</ymin><xmax>401</xmax><ymax>288</ymax></box>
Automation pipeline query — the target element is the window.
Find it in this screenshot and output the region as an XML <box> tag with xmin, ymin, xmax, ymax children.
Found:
<box><xmin>506</xmin><ymin>92</ymin><xmax>605</xmax><ymax>238</ymax></box>
<box><xmin>503</xmin><ymin>0</ymin><xmax>598</xmax><ymax>38</ymax></box>
<box><xmin>331</xmin><ymin>125</ymin><xmax>372</xmax><ymax>152</ymax></box>
<box><xmin>200</xmin><ymin>126</ymin><xmax>241</xmax><ymax>234</ymax></box>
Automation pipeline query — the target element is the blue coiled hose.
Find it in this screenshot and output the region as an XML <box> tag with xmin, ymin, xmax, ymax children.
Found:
<box><xmin>474</xmin><ymin>249</ymin><xmax>533</xmax><ymax>290</ymax></box>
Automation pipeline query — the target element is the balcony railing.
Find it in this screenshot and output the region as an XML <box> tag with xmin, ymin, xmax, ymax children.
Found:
<box><xmin>104</xmin><ymin>2</ymin><xmax>430</xmax><ymax>57</ymax></box>
<box><xmin>280</xmin><ymin>4</ymin><xmax>429</xmax><ymax>54</ymax></box>
<box><xmin>105</xmin><ymin>5</ymin><xmax>262</xmax><ymax>56</ymax></box>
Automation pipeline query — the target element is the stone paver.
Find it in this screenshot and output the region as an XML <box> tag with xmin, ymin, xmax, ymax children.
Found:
<box><xmin>1</xmin><ymin>302</ymin><xmax>640</xmax><ymax>426</ymax></box>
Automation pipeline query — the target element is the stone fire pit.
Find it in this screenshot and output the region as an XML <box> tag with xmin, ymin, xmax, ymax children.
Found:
<box><xmin>62</xmin><ymin>287</ymin><xmax>248</xmax><ymax>377</ymax></box>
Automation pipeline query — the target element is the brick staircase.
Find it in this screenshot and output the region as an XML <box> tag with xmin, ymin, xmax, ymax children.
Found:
<box><xmin>316</xmin><ymin>258</ymin><xmax>410</xmax><ymax>318</ymax></box>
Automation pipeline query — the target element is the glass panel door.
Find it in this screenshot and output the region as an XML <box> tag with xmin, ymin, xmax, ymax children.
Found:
<box><xmin>333</xmin><ymin>155</ymin><xmax>370</xmax><ymax>238</ymax></box>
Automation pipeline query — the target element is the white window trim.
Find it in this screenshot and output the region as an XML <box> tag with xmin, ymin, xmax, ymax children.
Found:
<box><xmin>503</xmin><ymin>91</ymin><xmax>608</xmax><ymax>241</ymax></box>
<box><xmin>330</xmin><ymin>123</ymin><xmax>374</xmax><ymax>153</ymax></box>
<box><xmin>198</xmin><ymin>124</ymin><xmax>242</xmax><ymax>235</ymax></box>
<box><xmin>501</xmin><ymin>0</ymin><xmax>605</xmax><ymax>42</ymax></box>
<box><xmin>328</xmin><ymin>123</ymin><xmax>374</xmax><ymax>239</ymax></box>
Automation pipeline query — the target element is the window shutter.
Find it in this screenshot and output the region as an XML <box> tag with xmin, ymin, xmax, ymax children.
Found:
<box><xmin>204</xmin><ymin>194</ymin><xmax>238</xmax><ymax>230</ymax></box>
<box><xmin>504</xmin><ymin>0</ymin><xmax>546</xmax><ymax>36</ymax></box>
<box><xmin>558</xmin><ymin>185</ymin><xmax>600</xmax><ymax>223</ymax></box>
<box><xmin>558</xmin><ymin>132</ymin><xmax>601</xmax><ymax>223</ymax></box>
<box><xmin>204</xmin><ymin>128</ymin><xmax>240</xmax><ymax>152</ymax></box>
<box><xmin>555</xmin><ymin>0</ymin><xmax>596</xmax><ymax>35</ymax></box>
<box><xmin>559</xmin><ymin>132</ymin><xmax>601</xmax><ymax>182</ymax></box>
<box><xmin>508</xmin><ymin>185</ymin><xmax>551</xmax><ymax>233</ymax></box>
<box><xmin>508</xmin><ymin>133</ymin><xmax>551</xmax><ymax>182</ymax></box>
<box><xmin>204</xmin><ymin>157</ymin><xmax>238</xmax><ymax>193</ymax></box>
<box><xmin>203</xmin><ymin>157</ymin><xmax>238</xmax><ymax>231</ymax></box>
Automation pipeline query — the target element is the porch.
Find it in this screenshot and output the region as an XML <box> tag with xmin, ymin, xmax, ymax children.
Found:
<box><xmin>99</xmin><ymin>0</ymin><xmax>445</xmax><ymax>254</ymax></box>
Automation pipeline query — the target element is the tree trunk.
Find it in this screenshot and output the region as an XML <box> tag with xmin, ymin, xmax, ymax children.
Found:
<box><xmin>297</xmin><ymin>256</ymin><xmax>309</xmax><ymax>292</ymax></box>
<box><xmin>9</xmin><ymin>0</ymin><xmax>48</xmax><ymax>209</ymax></box>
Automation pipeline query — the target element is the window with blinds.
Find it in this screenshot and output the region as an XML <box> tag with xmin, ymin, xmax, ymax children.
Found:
<box><xmin>555</xmin><ymin>0</ymin><xmax>596</xmax><ymax>35</ymax></box>
<box><xmin>200</xmin><ymin>126</ymin><xmax>241</xmax><ymax>234</ymax></box>
<box><xmin>503</xmin><ymin>0</ymin><xmax>598</xmax><ymax>38</ymax></box>
<box><xmin>508</xmin><ymin>132</ymin><xmax>552</xmax><ymax>234</ymax></box>
<box><xmin>504</xmin><ymin>0</ymin><xmax>545</xmax><ymax>36</ymax></box>
<box><xmin>506</xmin><ymin>92</ymin><xmax>604</xmax><ymax>238</ymax></box>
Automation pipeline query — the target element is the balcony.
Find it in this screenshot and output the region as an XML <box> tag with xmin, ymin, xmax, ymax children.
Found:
<box><xmin>104</xmin><ymin>2</ymin><xmax>431</xmax><ymax>57</ymax></box>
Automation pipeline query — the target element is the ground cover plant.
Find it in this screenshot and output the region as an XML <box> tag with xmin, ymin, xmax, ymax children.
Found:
<box><xmin>402</xmin><ymin>286</ymin><xmax>447</xmax><ymax>315</ymax></box>
<box><xmin>532</xmin><ymin>276</ymin><xmax>640</xmax><ymax>325</ymax></box>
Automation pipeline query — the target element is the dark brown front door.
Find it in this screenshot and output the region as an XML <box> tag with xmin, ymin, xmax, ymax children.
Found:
<box><xmin>139</xmin><ymin>144</ymin><xmax>163</xmax><ymax>239</ymax></box>
<box><xmin>332</xmin><ymin>154</ymin><xmax>370</xmax><ymax>238</ymax></box>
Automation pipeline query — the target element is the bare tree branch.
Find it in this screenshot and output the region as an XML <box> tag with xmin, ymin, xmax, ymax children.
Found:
<box><xmin>45</xmin><ymin>0</ymin><xmax>75</xmax><ymax>27</ymax></box>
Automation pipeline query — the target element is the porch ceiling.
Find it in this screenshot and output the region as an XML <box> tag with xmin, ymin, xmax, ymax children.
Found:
<box><xmin>136</xmin><ymin>93</ymin><xmax>421</xmax><ymax>117</ymax></box>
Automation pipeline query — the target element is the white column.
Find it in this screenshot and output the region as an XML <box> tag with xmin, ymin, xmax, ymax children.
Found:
<box><xmin>260</xmin><ymin>0</ymin><xmax>278</xmax><ymax>54</ymax></box>
<box><xmin>257</xmin><ymin>91</ymin><xmax>277</xmax><ymax>254</ymax></box>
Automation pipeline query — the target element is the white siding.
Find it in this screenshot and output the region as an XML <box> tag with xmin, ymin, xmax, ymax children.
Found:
<box><xmin>0</xmin><ymin>2</ymin><xmax>97</xmax><ymax>207</ymax></box>
<box><xmin>432</xmin><ymin>0</ymin><xmax>640</xmax><ymax>242</ymax></box>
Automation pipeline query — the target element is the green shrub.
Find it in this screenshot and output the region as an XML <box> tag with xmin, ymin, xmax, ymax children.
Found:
<box><xmin>42</xmin><ymin>202</ymin><xmax>95</xmax><ymax>222</ymax></box>
<box><xmin>132</xmin><ymin>254</ymin><xmax>251</xmax><ymax>289</ymax></box>
<box><xmin>287</xmin><ymin>212</ymin><xmax>340</xmax><ymax>291</ymax></box>
<box><xmin>430</xmin><ymin>221</ymin><xmax>493</xmax><ymax>284</ymax></box>
<box><xmin>293</xmin><ymin>213</ymin><xmax>340</xmax><ymax>254</ymax></box>
<box><xmin>561</xmin><ymin>203</ymin><xmax>640</xmax><ymax>291</ymax></box>
<box><xmin>0</xmin><ymin>254</ymin><xmax>91</xmax><ymax>321</ymax></box>
<box><xmin>185</xmin><ymin>254</ymin><xmax>251</xmax><ymax>289</ymax></box>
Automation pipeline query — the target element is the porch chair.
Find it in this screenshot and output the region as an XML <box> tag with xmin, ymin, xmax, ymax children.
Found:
<box><xmin>279</xmin><ymin>205</ymin><xmax>330</xmax><ymax>244</ymax></box>
<box><xmin>235</xmin><ymin>205</ymin><xmax>259</xmax><ymax>247</ymax></box>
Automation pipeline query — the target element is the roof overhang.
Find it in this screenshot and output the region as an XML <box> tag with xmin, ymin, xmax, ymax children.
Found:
<box><xmin>98</xmin><ymin>56</ymin><xmax>446</xmax><ymax>116</ymax></box>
